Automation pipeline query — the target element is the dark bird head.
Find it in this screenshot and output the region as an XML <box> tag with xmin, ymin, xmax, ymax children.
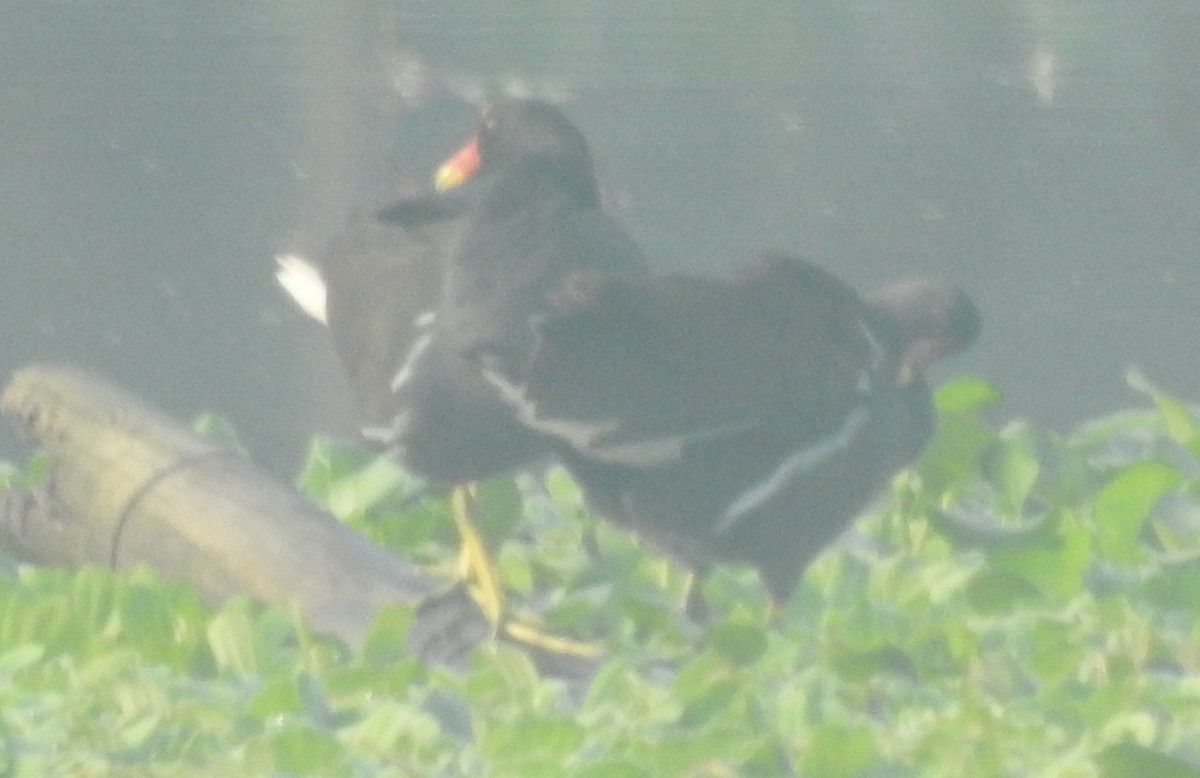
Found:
<box><xmin>434</xmin><ymin>99</ymin><xmax>596</xmax><ymax>201</ymax></box>
<box><xmin>866</xmin><ymin>280</ymin><xmax>982</xmax><ymax>386</ymax></box>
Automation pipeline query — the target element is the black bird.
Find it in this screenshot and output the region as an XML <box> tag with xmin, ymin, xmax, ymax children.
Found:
<box><xmin>424</xmin><ymin>100</ymin><xmax>650</xmax><ymax>392</ymax></box>
<box><xmin>280</xmin><ymin>98</ymin><xmax>649</xmax><ymax>477</ymax></box>
<box><xmin>478</xmin><ymin>255</ymin><xmax>980</xmax><ymax>602</ymax></box>
<box><xmin>279</xmin><ymin>99</ymin><xmax>649</xmax><ymax>621</ymax></box>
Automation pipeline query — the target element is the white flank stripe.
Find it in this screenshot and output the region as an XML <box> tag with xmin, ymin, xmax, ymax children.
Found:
<box><xmin>480</xmin><ymin>367</ymin><xmax>647</xmax><ymax>463</ymax></box>
<box><xmin>361</xmin><ymin>424</ymin><xmax>397</xmax><ymax>445</ymax></box>
<box><xmin>859</xmin><ymin>320</ymin><xmax>886</xmax><ymax>374</ymax></box>
<box><xmin>413</xmin><ymin>310</ymin><xmax>436</xmax><ymax>328</ymax></box>
<box><xmin>483</xmin><ymin>362</ymin><xmax>760</xmax><ymax>467</ymax></box>
<box><xmin>390</xmin><ymin>333</ymin><xmax>433</xmax><ymax>392</ymax></box>
<box><xmin>480</xmin><ymin>366</ymin><xmax>528</xmax><ymax>409</ymax></box>
<box><xmin>582</xmin><ymin>418</ymin><xmax>761</xmax><ymax>467</ymax></box>
<box><xmin>715</xmin><ymin>406</ymin><xmax>871</xmax><ymax>535</ymax></box>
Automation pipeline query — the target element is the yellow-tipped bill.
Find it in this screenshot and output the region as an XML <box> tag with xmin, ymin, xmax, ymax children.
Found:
<box><xmin>434</xmin><ymin>139</ymin><xmax>481</xmax><ymax>191</ymax></box>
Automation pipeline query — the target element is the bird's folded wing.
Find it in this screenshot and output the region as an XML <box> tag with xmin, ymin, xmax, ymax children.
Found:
<box><xmin>314</xmin><ymin>195</ymin><xmax>462</xmax><ymax>426</ymax></box>
<box><xmin>484</xmin><ymin>259</ymin><xmax>876</xmax><ymax>468</ymax></box>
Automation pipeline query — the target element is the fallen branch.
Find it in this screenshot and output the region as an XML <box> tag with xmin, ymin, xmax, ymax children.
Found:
<box><xmin>0</xmin><ymin>364</ymin><xmax>499</xmax><ymax>667</ymax></box>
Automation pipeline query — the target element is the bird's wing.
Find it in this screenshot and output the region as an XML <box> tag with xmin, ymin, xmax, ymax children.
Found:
<box><xmin>487</xmin><ymin>256</ymin><xmax>881</xmax><ymax>468</ymax></box>
<box><xmin>315</xmin><ymin>194</ymin><xmax>463</xmax><ymax>426</ymax></box>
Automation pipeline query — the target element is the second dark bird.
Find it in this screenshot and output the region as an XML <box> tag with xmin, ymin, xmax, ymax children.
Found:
<box><xmin>478</xmin><ymin>255</ymin><xmax>981</xmax><ymax>603</ymax></box>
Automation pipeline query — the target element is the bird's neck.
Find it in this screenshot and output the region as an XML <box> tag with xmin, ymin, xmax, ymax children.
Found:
<box><xmin>477</xmin><ymin>157</ymin><xmax>601</xmax><ymax>217</ymax></box>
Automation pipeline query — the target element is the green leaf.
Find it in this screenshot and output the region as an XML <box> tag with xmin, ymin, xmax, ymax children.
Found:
<box><xmin>0</xmin><ymin>452</ymin><xmax>52</xmax><ymax>490</ymax></box>
<box><xmin>1098</xmin><ymin>742</ymin><xmax>1200</xmax><ymax>778</ymax></box>
<box><xmin>935</xmin><ymin>375</ymin><xmax>1002</xmax><ymax>414</ymax></box>
<box><xmin>543</xmin><ymin>466</ymin><xmax>585</xmax><ymax>510</ymax></box>
<box><xmin>966</xmin><ymin>570</ymin><xmax>1043</xmax><ymax>613</ymax></box>
<box><xmin>1135</xmin><ymin>559</ymin><xmax>1200</xmax><ymax>615</ymax></box>
<box><xmin>989</xmin><ymin>520</ymin><xmax>1091</xmax><ymax>599</ymax></box>
<box><xmin>918</xmin><ymin>408</ymin><xmax>997</xmax><ymax>493</ymax></box>
<box><xmin>471</xmin><ymin>477</ymin><xmax>525</xmax><ymax>547</ymax></box>
<box><xmin>359</xmin><ymin>604</ymin><xmax>415</xmax><ymax>666</ymax></box>
<box><xmin>1127</xmin><ymin>368</ymin><xmax>1200</xmax><ymax>457</ymax></box>
<box><xmin>993</xmin><ymin>420</ymin><xmax>1040</xmax><ymax>512</ymax></box>
<box><xmin>799</xmin><ymin>723</ymin><xmax>880</xmax><ymax>778</ymax></box>
<box><xmin>191</xmin><ymin>412</ymin><xmax>247</xmax><ymax>455</ymax></box>
<box><xmin>704</xmin><ymin>621</ymin><xmax>768</xmax><ymax>666</ymax></box>
<box><xmin>247</xmin><ymin>676</ymin><xmax>304</xmax><ymax>718</ymax></box>
<box><xmin>480</xmin><ymin>716</ymin><xmax>584</xmax><ymax>767</ymax></box>
<box><xmin>1094</xmin><ymin>461</ymin><xmax>1183</xmax><ymax>564</ymax></box>
<box><xmin>575</xmin><ymin>760</ymin><xmax>649</xmax><ymax>778</ymax></box>
<box><xmin>296</xmin><ymin>437</ymin><xmax>415</xmax><ymax>520</ymax></box>
<box><xmin>206</xmin><ymin>598</ymin><xmax>267</xmax><ymax>675</ymax></box>
<box><xmin>324</xmin><ymin>452</ymin><xmax>409</xmax><ymax>520</ymax></box>
<box><xmin>0</xmin><ymin>643</ymin><xmax>45</xmax><ymax>677</ymax></box>
<box><xmin>266</xmin><ymin>724</ymin><xmax>345</xmax><ymax>775</ymax></box>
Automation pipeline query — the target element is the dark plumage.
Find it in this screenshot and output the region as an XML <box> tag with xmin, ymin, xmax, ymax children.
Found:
<box><xmin>429</xmin><ymin>100</ymin><xmax>650</xmax><ymax>384</ymax></box>
<box><xmin>480</xmin><ymin>255</ymin><xmax>980</xmax><ymax>601</ymax></box>
<box><xmin>283</xmin><ymin>98</ymin><xmax>648</xmax><ymax>484</ymax></box>
<box><xmin>313</xmin><ymin>195</ymin><xmax>458</xmax><ymax>431</ymax></box>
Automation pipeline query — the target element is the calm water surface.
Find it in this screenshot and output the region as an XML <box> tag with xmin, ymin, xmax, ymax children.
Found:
<box><xmin>3</xmin><ymin>1</ymin><xmax>1197</xmax><ymax>471</ymax></box>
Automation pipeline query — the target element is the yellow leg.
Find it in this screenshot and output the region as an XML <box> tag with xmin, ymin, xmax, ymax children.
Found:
<box><xmin>450</xmin><ymin>483</ymin><xmax>505</xmax><ymax>626</ymax></box>
<box><xmin>450</xmin><ymin>482</ymin><xmax>601</xmax><ymax>659</ymax></box>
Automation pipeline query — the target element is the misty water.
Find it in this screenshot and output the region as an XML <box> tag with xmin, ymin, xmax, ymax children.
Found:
<box><xmin>2</xmin><ymin>1</ymin><xmax>1197</xmax><ymax>473</ymax></box>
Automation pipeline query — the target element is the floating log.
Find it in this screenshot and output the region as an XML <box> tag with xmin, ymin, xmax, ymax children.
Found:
<box><xmin>0</xmin><ymin>364</ymin><xmax>494</xmax><ymax>665</ymax></box>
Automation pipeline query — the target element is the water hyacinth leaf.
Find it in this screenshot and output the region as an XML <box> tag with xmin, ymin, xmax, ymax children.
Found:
<box><xmin>0</xmin><ymin>644</ymin><xmax>44</xmax><ymax>679</ymax></box>
<box><xmin>0</xmin><ymin>451</ymin><xmax>51</xmax><ymax>490</ymax></box>
<box><xmin>919</xmin><ymin>410</ymin><xmax>998</xmax><ymax>493</ymax></box>
<box><xmin>1155</xmin><ymin>394</ymin><xmax>1200</xmax><ymax>457</ymax></box>
<box><xmin>207</xmin><ymin>599</ymin><xmax>264</xmax><ymax>675</ymax></box>
<box><xmin>497</xmin><ymin>545</ymin><xmax>534</xmax><ymax>594</ymax></box>
<box><xmin>1094</xmin><ymin>461</ymin><xmax>1183</xmax><ymax>564</ymax></box>
<box><xmin>324</xmin><ymin>453</ymin><xmax>410</xmax><ymax>521</ymax></box>
<box><xmin>191</xmin><ymin>412</ymin><xmax>247</xmax><ymax>455</ymax></box>
<box><xmin>472</xmin><ymin>477</ymin><xmax>525</xmax><ymax>547</ymax></box>
<box><xmin>934</xmin><ymin>375</ymin><xmax>1001</xmax><ymax>414</ymax></box>
<box><xmin>799</xmin><ymin>723</ymin><xmax>881</xmax><ymax>778</ymax></box>
<box><xmin>246</xmin><ymin>675</ymin><xmax>305</xmax><ymax>719</ymax></box>
<box><xmin>635</xmin><ymin>730</ymin><xmax>770</xmax><ymax>777</ymax></box>
<box><xmin>1026</xmin><ymin>616</ymin><xmax>1085</xmax><ymax>683</ymax></box>
<box><xmin>120</xmin><ymin>585</ymin><xmax>189</xmax><ymax>665</ymax></box>
<box><xmin>71</xmin><ymin>566</ymin><xmax>121</xmax><ymax>635</ymax></box>
<box><xmin>966</xmin><ymin>569</ymin><xmax>1044</xmax><ymax>613</ymax></box>
<box><xmin>480</xmin><ymin>716</ymin><xmax>584</xmax><ymax>768</ymax></box>
<box><xmin>265</xmin><ymin>725</ymin><xmax>345</xmax><ymax>775</ymax></box>
<box><xmin>359</xmin><ymin>604</ymin><xmax>415</xmax><ymax>665</ymax></box>
<box><xmin>1128</xmin><ymin>368</ymin><xmax>1200</xmax><ymax>457</ymax></box>
<box><xmin>543</xmin><ymin>466</ymin><xmax>585</xmax><ymax>509</ymax></box>
<box><xmin>1069</xmin><ymin>409</ymin><xmax>1164</xmax><ymax>470</ymax></box>
<box><xmin>704</xmin><ymin>621</ymin><xmax>768</xmax><ymax>666</ymax></box>
<box><xmin>989</xmin><ymin>521</ymin><xmax>1090</xmax><ymax>600</ymax></box>
<box><xmin>0</xmin><ymin>595</ymin><xmax>70</xmax><ymax>651</ymax></box>
<box><xmin>342</xmin><ymin>700</ymin><xmax>442</xmax><ymax>758</ymax></box>
<box><xmin>296</xmin><ymin>437</ymin><xmax>412</xmax><ymax>518</ymax></box>
<box><xmin>1134</xmin><ymin>559</ymin><xmax>1200</xmax><ymax>615</ymax></box>
<box><xmin>294</xmin><ymin>436</ymin><xmax>343</xmax><ymax>504</ymax></box>
<box><xmin>1098</xmin><ymin>741</ymin><xmax>1200</xmax><ymax>778</ymax></box>
<box><xmin>993</xmin><ymin>420</ymin><xmax>1040</xmax><ymax>512</ymax></box>
<box><xmin>672</xmin><ymin>650</ymin><xmax>729</xmax><ymax>707</ymax></box>
<box><xmin>574</xmin><ymin>761</ymin><xmax>648</xmax><ymax>778</ymax></box>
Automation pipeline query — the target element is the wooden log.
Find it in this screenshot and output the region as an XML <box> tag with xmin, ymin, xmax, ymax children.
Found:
<box><xmin>0</xmin><ymin>363</ymin><xmax>490</xmax><ymax>662</ymax></box>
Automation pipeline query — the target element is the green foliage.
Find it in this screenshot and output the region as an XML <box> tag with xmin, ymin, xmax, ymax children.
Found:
<box><xmin>0</xmin><ymin>376</ymin><xmax>1198</xmax><ymax>775</ymax></box>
